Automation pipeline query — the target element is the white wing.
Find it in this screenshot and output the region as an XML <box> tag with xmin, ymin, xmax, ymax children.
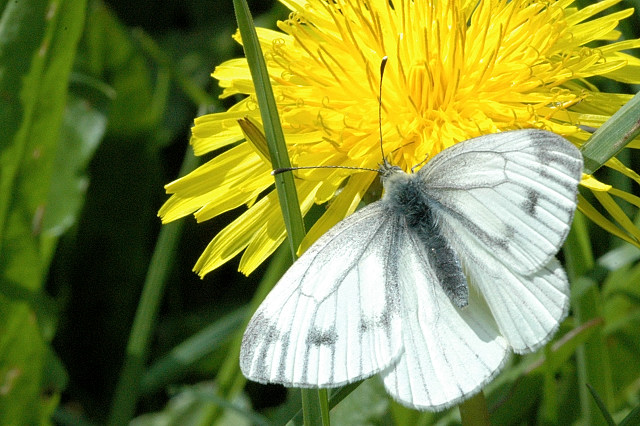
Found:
<box><xmin>420</xmin><ymin>129</ymin><xmax>582</xmax><ymax>275</ymax></box>
<box><xmin>240</xmin><ymin>202</ymin><xmax>404</xmax><ymax>387</ymax></box>
<box><xmin>381</xmin><ymin>226</ymin><xmax>509</xmax><ymax>410</ymax></box>
<box><xmin>462</xmin><ymin>254</ymin><xmax>569</xmax><ymax>353</ymax></box>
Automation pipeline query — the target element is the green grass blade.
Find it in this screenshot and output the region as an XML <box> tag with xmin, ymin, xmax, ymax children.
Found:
<box><xmin>108</xmin><ymin>144</ymin><xmax>200</xmax><ymax>426</ymax></box>
<box><xmin>232</xmin><ymin>0</ymin><xmax>306</xmax><ymax>255</ymax></box>
<box><xmin>299</xmin><ymin>389</ymin><xmax>325</xmax><ymax>426</ymax></box>
<box><xmin>140</xmin><ymin>307</ymin><xmax>249</xmax><ymax>394</ymax></box>
<box><xmin>187</xmin><ymin>386</ymin><xmax>272</xmax><ymax>426</ymax></box>
<box><xmin>581</xmin><ymin>91</ymin><xmax>640</xmax><ymax>175</ymax></box>
<box><xmin>585</xmin><ymin>384</ymin><xmax>616</xmax><ymax>426</ymax></box>
<box><xmin>232</xmin><ymin>1</ymin><xmax>329</xmax><ymax>425</ymax></box>
<box><xmin>132</xmin><ymin>28</ymin><xmax>217</xmax><ymax>106</ymax></box>
<box><xmin>207</xmin><ymin>244</ymin><xmax>293</xmax><ymax>424</ymax></box>
<box><xmin>565</xmin><ymin>212</ymin><xmax>614</xmax><ymax>425</ymax></box>
<box><xmin>289</xmin><ymin>382</ymin><xmax>364</xmax><ymax>424</ymax></box>
<box><xmin>620</xmin><ymin>405</ymin><xmax>640</xmax><ymax>426</ymax></box>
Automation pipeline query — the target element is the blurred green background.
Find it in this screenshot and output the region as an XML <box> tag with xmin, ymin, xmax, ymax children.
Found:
<box><xmin>1</xmin><ymin>0</ymin><xmax>640</xmax><ymax>425</ymax></box>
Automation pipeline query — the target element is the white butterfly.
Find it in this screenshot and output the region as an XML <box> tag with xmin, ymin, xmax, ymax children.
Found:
<box><xmin>240</xmin><ymin>129</ymin><xmax>583</xmax><ymax>411</ymax></box>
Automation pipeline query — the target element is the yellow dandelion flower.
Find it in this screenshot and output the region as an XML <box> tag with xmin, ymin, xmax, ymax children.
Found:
<box><xmin>160</xmin><ymin>0</ymin><xmax>640</xmax><ymax>277</ymax></box>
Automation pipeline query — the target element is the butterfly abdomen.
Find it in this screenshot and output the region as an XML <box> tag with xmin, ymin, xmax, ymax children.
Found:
<box><xmin>384</xmin><ymin>173</ymin><xmax>469</xmax><ymax>308</ymax></box>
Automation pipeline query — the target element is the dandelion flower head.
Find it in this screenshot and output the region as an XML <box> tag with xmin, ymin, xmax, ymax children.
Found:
<box><xmin>160</xmin><ymin>0</ymin><xmax>640</xmax><ymax>276</ymax></box>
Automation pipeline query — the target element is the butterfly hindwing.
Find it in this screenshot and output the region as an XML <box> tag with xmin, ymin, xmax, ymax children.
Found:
<box><xmin>381</xmin><ymin>224</ymin><xmax>509</xmax><ymax>410</ymax></box>
<box><xmin>463</xmin><ymin>253</ymin><xmax>570</xmax><ymax>353</ymax></box>
<box><xmin>240</xmin><ymin>202</ymin><xmax>404</xmax><ymax>387</ymax></box>
<box><xmin>419</xmin><ymin>129</ymin><xmax>582</xmax><ymax>275</ymax></box>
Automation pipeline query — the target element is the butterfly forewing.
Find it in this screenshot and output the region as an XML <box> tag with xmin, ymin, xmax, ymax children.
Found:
<box><xmin>419</xmin><ymin>129</ymin><xmax>582</xmax><ymax>275</ymax></box>
<box><xmin>240</xmin><ymin>203</ymin><xmax>404</xmax><ymax>387</ymax></box>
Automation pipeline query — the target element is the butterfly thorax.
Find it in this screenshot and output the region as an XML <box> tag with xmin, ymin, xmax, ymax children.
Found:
<box><xmin>382</xmin><ymin>171</ymin><xmax>438</xmax><ymax>231</ymax></box>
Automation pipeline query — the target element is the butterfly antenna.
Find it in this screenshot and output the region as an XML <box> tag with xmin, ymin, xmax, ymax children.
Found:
<box><xmin>379</xmin><ymin>56</ymin><xmax>388</xmax><ymax>164</ymax></box>
<box><xmin>271</xmin><ymin>57</ymin><xmax>389</xmax><ymax>177</ymax></box>
<box><xmin>272</xmin><ymin>165</ymin><xmax>379</xmax><ymax>176</ymax></box>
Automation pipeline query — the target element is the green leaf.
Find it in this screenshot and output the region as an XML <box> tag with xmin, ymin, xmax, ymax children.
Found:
<box><xmin>329</xmin><ymin>379</ymin><xmax>390</xmax><ymax>424</ymax></box>
<box><xmin>0</xmin><ymin>296</ymin><xmax>50</xmax><ymax>424</ymax></box>
<box><xmin>0</xmin><ymin>0</ymin><xmax>88</xmax><ymax>287</ymax></box>
<box><xmin>487</xmin><ymin>319</ymin><xmax>600</xmax><ymax>424</ymax></box>
<box><xmin>543</xmin><ymin>319</ymin><xmax>603</xmax><ymax>374</ymax></box>
<box><xmin>78</xmin><ymin>2</ymin><xmax>162</xmax><ymax>136</ymax></box>
<box><xmin>0</xmin><ymin>1</ymin><xmax>87</xmax><ymax>424</ymax></box>
<box><xmin>565</xmin><ymin>212</ymin><xmax>615</xmax><ymax>425</ymax></box>
<box><xmin>620</xmin><ymin>405</ymin><xmax>640</xmax><ymax>426</ymax></box>
<box><xmin>130</xmin><ymin>383</ymin><xmax>262</xmax><ymax>426</ymax></box>
<box><xmin>488</xmin><ymin>373</ymin><xmax>544</xmax><ymax>424</ymax></box>
<box><xmin>42</xmin><ymin>89</ymin><xmax>108</xmax><ymax>236</ymax></box>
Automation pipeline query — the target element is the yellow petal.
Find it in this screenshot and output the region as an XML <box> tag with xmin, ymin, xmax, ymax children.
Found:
<box><xmin>298</xmin><ymin>171</ymin><xmax>376</xmax><ymax>255</ymax></box>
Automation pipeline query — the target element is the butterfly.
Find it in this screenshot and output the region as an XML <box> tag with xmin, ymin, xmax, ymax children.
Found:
<box><xmin>240</xmin><ymin>129</ymin><xmax>583</xmax><ymax>411</ymax></box>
